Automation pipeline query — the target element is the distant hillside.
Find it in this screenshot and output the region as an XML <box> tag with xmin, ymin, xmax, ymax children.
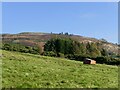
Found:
<box><xmin>1</xmin><ymin>32</ymin><xmax>119</xmax><ymax>55</ymax></box>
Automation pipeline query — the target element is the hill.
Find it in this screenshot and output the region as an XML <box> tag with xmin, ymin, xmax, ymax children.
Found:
<box><xmin>1</xmin><ymin>32</ymin><xmax>119</xmax><ymax>55</ymax></box>
<box><xmin>2</xmin><ymin>50</ymin><xmax>118</xmax><ymax>88</ymax></box>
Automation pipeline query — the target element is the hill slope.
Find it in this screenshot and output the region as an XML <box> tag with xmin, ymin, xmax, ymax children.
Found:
<box><xmin>2</xmin><ymin>50</ymin><xmax>118</xmax><ymax>88</ymax></box>
<box><xmin>1</xmin><ymin>32</ymin><xmax>119</xmax><ymax>55</ymax></box>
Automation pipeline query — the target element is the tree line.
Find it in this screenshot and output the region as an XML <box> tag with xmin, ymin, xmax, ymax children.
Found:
<box><xmin>43</xmin><ymin>38</ymin><xmax>108</xmax><ymax>57</ymax></box>
<box><xmin>43</xmin><ymin>38</ymin><xmax>120</xmax><ymax>65</ymax></box>
<box><xmin>1</xmin><ymin>38</ymin><xmax>120</xmax><ymax>65</ymax></box>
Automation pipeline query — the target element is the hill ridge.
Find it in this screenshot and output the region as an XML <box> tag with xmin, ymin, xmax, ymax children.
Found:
<box><xmin>2</xmin><ymin>32</ymin><xmax>119</xmax><ymax>55</ymax></box>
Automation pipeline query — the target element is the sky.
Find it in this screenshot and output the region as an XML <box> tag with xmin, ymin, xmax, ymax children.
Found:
<box><xmin>2</xmin><ymin>2</ymin><xmax>118</xmax><ymax>43</ymax></box>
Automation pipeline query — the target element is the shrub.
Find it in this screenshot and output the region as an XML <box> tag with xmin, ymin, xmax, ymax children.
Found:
<box><xmin>65</xmin><ymin>54</ymin><xmax>74</xmax><ymax>60</ymax></box>
<box><xmin>57</xmin><ymin>53</ymin><xmax>64</xmax><ymax>58</ymax></box>
<box><xmin>107</xmin><ymin>57</ymin><xmax>120</xmax><ymax>65</ymax></box>
<box><xmin>95</xmin><ymin>56</ymin><xmax>120</xmax><ymax>65</ymax></box>
<box><xmin>43</xmin><ymin>51</ymin><xmax>57</xmax><ymax>57</ymax></box>
<box><xmin>2</xmin><ymin>43</ymin><xmax>39</xmax><ymax>54</ymax></box>
<box><xmin>95</xmin><ymin>56</ymin><xmax>106</xmax><ymax>64</ymax></box>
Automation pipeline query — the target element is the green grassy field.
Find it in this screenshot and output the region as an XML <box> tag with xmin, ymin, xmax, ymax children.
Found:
<box><xmin>1</xmin><ymin>50</ymin><xmax>118</xmax><ymax>88</ymax></box>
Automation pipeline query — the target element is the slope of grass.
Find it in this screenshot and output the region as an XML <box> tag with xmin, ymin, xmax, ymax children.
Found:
<box><xmin>1</xmin><ymin>50</ymin><xmax>118</xmax><ymax>88</ymax></box>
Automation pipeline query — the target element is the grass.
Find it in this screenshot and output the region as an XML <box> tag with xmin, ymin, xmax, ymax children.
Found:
<box><xmin>1</xmin><ymin>50</ymin><xmax>118</xmax><ymax>88</ymax></box>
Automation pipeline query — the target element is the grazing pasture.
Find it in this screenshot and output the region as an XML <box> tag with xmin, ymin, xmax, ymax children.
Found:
<box><xmin>1</xmin><ymin>50</ymin><xmax>118</xmax><ymax>88</ymax></box>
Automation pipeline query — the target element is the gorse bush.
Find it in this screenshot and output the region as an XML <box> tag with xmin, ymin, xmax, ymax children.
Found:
<box><xmin>95</xmin><ymin>56</ymin><xmax>120</xmax><ymax>65</ymax></box>
<box><xmin>2</xmin><ymin>43</ymin><xmax>39</xmax><ymax>54</ymax></box>
<box><xmin>43</xmin><ymin>51</ymin><xmax>57</xmax><ymax>57</ymax></box>
<box><xmin>57</xmin><ymin>53</ymin><xmax>65</xmax><ymax>58</ymax></box>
